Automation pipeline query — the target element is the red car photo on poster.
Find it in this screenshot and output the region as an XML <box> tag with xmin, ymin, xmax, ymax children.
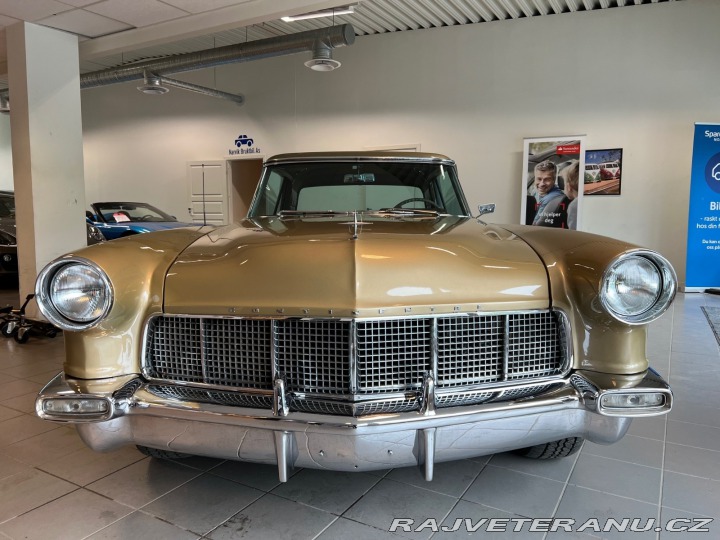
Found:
<box><xmin>599</xmin><ymin>161</ymin><xmax>621</xmax><ymax>180</ymax></box>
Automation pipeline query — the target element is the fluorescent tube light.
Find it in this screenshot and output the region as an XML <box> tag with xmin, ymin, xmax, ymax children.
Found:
<box><xmin>281</xmin><ymin>6</ymin><xmax>354</xmax><ymax>22</ymax></box>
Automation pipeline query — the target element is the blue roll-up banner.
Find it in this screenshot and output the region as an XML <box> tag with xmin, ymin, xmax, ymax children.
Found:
<box><xmin>686</xmin><ymin>123</ymin><xmax>720</xmax><ymax>291</ymax></box>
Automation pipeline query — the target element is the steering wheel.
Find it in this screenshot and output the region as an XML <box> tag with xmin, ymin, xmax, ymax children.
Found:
<box><xmin>393</xmin><ymin>198</ymin><xmax>442</xmax><ymax>210</ymax></box>
<box><xmin>139</xmin><ymin>215</ymin><xmax>155</xmax><ymax>221</ymax></box>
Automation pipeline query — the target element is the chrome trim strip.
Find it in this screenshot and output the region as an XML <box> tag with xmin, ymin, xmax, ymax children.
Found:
<box><xmin>502</xmin><ymin>314</ymin><xmax>510</xmax><ymax>382</ymax></box>
<box><xmin>199</xmin><ymin>318</ymin><xmax>208</xmax><ymax>382</ymax></box>
<box><xmin>142</xmin><ymin>370</ymin><xmax>570</xmax><ymax>401</ymax></box>
<box><xmin>270</xmin><ymin>319</ymin><xmax>278</xmax><ymax>381</ymax></box>
<box><xmin>349</xmin><ymin>320</ymin><xmax>357</xmax><ymax>394</ymax></box>
<box><xmin>147</xmin><ymin>309</ymin><xmax>556</xmax><ymax>321</ymax></box>
<box><xmin>430</xmin><ymin>318</ymin><xmax>438</xmax><ymax>382</ymax></box>
<box><xmin>559</xmin><ymin>310</ymin><xmax>573</xmax><ymax>373</ymax></box>
<box><xmin>264</xmin><ymin>155</ymin><xmax>456</xmax><ymax>166</ymax></box>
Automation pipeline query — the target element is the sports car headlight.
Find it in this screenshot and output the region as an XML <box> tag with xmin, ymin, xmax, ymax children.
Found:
<box><xmin>599</xmin><ymin>251</ymin><xmax>676</xmax><ymax>325</ymax></box>
<box><xmin>36</xmin><ymin>258</ymin><xmax>113</xmax><ymax>331</ymax></box>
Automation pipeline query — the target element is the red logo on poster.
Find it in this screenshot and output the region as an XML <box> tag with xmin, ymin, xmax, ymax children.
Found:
<box><xmin>556</xmin><ymin>144</ymin><xmax>580</xmax><ymax>154</ymax></box>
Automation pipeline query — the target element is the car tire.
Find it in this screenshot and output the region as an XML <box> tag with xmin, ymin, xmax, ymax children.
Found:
<box><xmin>136</xmin><ymin>445</ymin><xmax>192</xmax><ymax>460</ymax></box>
<box><xmin>14</xmin><ymin>327</ymin><xmax>30</xmax><ymax>344</ymax></box>
<box><xmin>513</xmin><ymin>437</ymin><xmax>583</xmax><ymax>459</ymax></box>
<box><xmin>1</xmin><ymin>321</ymin><xmax>15</xmax><ymax>338</ymax></box>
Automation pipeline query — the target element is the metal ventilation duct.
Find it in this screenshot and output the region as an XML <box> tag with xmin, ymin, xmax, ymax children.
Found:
<box><xmin>80</xmin><ymin>24</ymin><xmax>355</xmax><ymax>90</ymax></box>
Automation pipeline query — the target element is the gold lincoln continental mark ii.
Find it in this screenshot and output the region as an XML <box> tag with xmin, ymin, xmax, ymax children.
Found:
<box><xmin>35</xmin><ymin>152</ymin><xmax>676</xmax><ymax>482</ymax></box>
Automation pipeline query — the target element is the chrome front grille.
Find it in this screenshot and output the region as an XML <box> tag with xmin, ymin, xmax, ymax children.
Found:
<box><xmin>143</xmin><ymin>311</ymin><xmax>569</xmax><ymax>415</ymax></box>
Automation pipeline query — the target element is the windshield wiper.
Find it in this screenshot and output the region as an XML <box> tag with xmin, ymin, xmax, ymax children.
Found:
<box><xmin>373</xmin><ymin>208</ymin><xmax>441</xmax><ymax>217</ymax></box>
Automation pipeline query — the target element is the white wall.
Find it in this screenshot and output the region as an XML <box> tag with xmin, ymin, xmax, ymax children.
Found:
<box><xmin>79</xmin><ymin>0</ymin><xmax>720</xmax><ymax>286</ymax></box>
<box><xmin>0</xmin><ymin>115</ymin><xmax>12</xmax><ymax>190</ymax></box>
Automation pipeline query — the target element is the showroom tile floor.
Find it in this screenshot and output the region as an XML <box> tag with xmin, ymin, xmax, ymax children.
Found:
<box><xmin>0</xmin><ymin>285</ymin><xmax>719</xmax><ymax>540</ymax></box>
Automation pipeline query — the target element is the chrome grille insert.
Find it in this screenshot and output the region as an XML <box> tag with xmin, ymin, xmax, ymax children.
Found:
<box><xmin>436</xmin><ymin>391</ymin><xmax>494</xmax><ymax>408</ymax></box>
<box><xmin>507</xmin><ymin>312</ymin><xmax>563</xmax><ymax>380</ymax></box>
<box><xmin>276</xmin><ymin>319</ymin><xmax>350</xmax><ymax>394</ymax></box>
<box><xmin>204</xmin><ymin>319</ymin><xmax>272</xmax><ymax>388</ymax></box>
<box><xmin>290</xmin><ymin>396</ymin><xmax>418</xmax><ymax>416</ymax></box>
<box><xmin>148</xmin><ymin>384</ymin><xmax>273</xmax><ymax>409</ymax></box>
<box><xmin>143</xmin><ymin>311</ymin><xmax>570</xmax><ymax>414</ymax></box>
<box><xmin>437</xmin><ymin>315</ymin><xmax>503</xmax><ymax>386</ymax></box>
<box><xmin>356</xmin><ymin>318</ymin><xmax>431</xmax><ymax>393</ymax></box>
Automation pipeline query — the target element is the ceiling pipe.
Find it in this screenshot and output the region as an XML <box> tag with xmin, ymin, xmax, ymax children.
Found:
<box><xmin>80</xmin><ymin>24</ymin><xmax>355</xmax><ymax>90</ymax></box>
<box><xmin>155</xmin><ymin>74</ymin><xmax>245</xmax><ymax>105</ymax></box>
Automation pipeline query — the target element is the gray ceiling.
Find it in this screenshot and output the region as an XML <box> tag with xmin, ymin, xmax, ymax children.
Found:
<box><xmin>0</xmin><ymin>0</ymin><xmax>681</xmax><ymax>89</ymax></box>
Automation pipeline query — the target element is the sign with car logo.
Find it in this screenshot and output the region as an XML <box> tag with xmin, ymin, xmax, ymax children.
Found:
<box><xmin>229</xmin><ymin>133</ymin><xmax>261</xmax><ymax>155</ymax></box>
<box><xmin>686</xmin><ymin>123</ymin><xmax>720</xmax><ymax>290</ymax></box>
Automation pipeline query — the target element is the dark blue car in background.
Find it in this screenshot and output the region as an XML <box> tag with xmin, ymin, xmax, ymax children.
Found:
<box><xmin>87</xmin><ymin>201</ymin><xmax>195</xmax><ymax>240</ymax></box>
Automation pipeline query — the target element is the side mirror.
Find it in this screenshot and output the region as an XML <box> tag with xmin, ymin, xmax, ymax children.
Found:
<box><xmin>476</xmin><ymin>204</ymin><xmax>495</xmax><ymax>221</ymax></box>
<box><xmin>86</xmin><ymin>211</ymin><xmax>94</xmax><ymax>220</ymax></box>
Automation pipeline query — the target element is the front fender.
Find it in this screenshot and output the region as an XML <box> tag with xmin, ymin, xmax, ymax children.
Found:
<box><xmin>52</xmin><ymin>227</ymin><xmax>212</xmax><ymax>379</ymax></box>
<box><xmin>501</xmin><ymin>225</ymin><xmax>650</xmax><ymax>375</ymax></box>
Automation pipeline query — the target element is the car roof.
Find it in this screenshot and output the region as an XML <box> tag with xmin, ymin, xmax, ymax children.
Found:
<box><xmin>265</xmin><ymin>151</ymin><xmax>455</xmax><ymax>166</ymax></box>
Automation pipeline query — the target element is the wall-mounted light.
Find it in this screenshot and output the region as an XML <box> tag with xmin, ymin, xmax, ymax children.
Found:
<box><xmin>282</xmin><ymin>5</ymin><xmax>355</xmax><ymax>22</ymax></box>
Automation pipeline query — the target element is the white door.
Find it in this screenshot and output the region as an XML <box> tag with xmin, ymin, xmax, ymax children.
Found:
<box><xmin>187</xmin><ymin>161</ymin><xmax>228</xmax><ymax>225</ymax></box>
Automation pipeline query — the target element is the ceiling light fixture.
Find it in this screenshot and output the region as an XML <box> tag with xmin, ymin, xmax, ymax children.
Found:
<box><xmin>136</xmin><ymin>72</ymin><xmax>169</xmax><ymax>95</ymax></box>
<box><xmin>282</xmin><ymin>6</ymin><xmax>355</xmax><ymax>22</ymax></box>
<box><xmin>304</xmin><ymin>43</ymin><xmax>342</xmax><ymax>71</ymax></box>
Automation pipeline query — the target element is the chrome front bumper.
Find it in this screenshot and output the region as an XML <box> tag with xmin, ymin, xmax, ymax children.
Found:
<box><xmin>36</xmin><ymin>369</ymin><xmax>672</xmax><ymax>482</ymax></box>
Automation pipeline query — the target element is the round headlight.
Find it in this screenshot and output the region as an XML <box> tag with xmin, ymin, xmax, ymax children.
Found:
<box><xmin>600</xmin><ymin>251</ymin><xmax>677</xmax><ymax>325</ymax></box>
<box><xmin>36</xmin><ymin>259</ymin><xmax>113</xmax><ymax>331</ymax></box>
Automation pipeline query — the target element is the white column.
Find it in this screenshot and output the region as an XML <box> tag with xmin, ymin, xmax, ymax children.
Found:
<box><xmin>6</xmin><ymin>22</ymin><xmax>86</xmax><ymax>317</ymax></box>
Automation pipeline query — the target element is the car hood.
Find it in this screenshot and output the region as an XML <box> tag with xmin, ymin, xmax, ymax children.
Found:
<box><xmin>126</xmin><ymin>221</ymin><xmax>194</xmax><ymax>232</ymax></box>
<box><xmin>163</xmin><ymin>216</ymin><xmax>551</xmax><ymax>316</ymax></box>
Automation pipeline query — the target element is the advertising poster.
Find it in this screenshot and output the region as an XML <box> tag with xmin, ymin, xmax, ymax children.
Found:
<box><xmin>521</xmin><ymin>136</ymin><xmax>586</xmax><ymax>230</ymax></box>
<box><xmin>686</xmin><ymin>123</ymin><xmax>720</xmax><ymax>291</ymax></box>
<box><xmin>584</xmin><ymin>148</ymin><xmax>622</xmax><ymax>196</ymax></box>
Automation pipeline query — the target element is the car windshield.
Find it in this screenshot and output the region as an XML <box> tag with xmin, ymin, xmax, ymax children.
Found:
<box><xmin>249</xmin><ymin>160</ymin><xmax>470</xmax><ymax>218</ymax></box>
<box><xmin>0</xmin><ymin>194</ymin><xmax>15</xmax><ymax>218</ymax></box>
<box><xmin>93</xmin><ymin>202</ymin><xmax>176</xmax><ymax>223</ymax></box>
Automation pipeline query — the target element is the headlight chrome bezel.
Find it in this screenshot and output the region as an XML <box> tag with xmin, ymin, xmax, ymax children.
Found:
<box><xmin>36</xmin><ymin>257</ymin><xmax>114</xmax><ymax>331</ymax></box>
<box><xmin>599</xmin><ymin>250</ymin><xmax>677</xmax><ymax>325</ymax></box>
